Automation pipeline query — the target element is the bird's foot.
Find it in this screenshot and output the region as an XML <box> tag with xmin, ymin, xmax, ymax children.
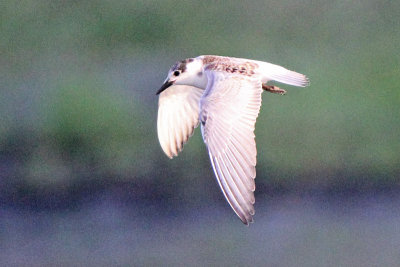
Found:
<box><xmin>262</xmin><ymin>84</ymin><xmax>287</xmax><ymax>95</ymax></box>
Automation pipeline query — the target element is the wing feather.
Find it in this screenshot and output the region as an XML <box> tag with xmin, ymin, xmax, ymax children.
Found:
<box><xmin>157</xmin><ymin>85</ymin><xmax>203</xmax><ymax>158</ymax></box>
<box><xmin>200</xmin><ymin>71</ymin><xmax>262</xmax><ymax>224</ymax></box>
<box><xmin>226</xmin><ymin>147</ymin><xmax>255</xmax><ymax>192</ymax></box>
<box><xmin>256</xmin><ymin>61</ymin><xmax>309</xmax><ymax>87</ymax></box>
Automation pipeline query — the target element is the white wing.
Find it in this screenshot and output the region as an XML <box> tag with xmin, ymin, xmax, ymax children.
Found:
<box><xmin>255</xmin><ymin>60</ymin><xmax>309</xmax><ymax>87</ymax></box>
<box><xmin>157</xmin><ymin>85</ymin><xmax>203</xmax><ymax>158</ymax></box>
<box><xmin>200</xmin><ymin>71</ymin><xmax>263</xmax><ymax>225</ymax></box>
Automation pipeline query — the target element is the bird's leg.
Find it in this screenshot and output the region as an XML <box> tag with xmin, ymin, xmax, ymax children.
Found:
<box><xmin>262</xmin><ymin>84</ymin><xmax>287</xmax><ymax>95</ymax></box>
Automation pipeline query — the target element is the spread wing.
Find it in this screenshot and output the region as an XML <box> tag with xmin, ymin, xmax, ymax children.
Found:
<box><xmin>157</xmin><ymin>84</ymin><xmax>203</xmax><ymax>158</ymax></box>
<box><xmin>256</xmin><ymin>60</ymin><xmax>309</xmax><ymax>87</ymax></box>
<box><xmin>200</xmin><ymin>71</ymin><xmax>263</xmax><ymax>225</ymax></box>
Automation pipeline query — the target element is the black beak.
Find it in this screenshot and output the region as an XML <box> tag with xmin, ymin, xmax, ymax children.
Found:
<box><xmin>156</xmin><ymin>80</ymin><xmax>173</xmax><ymax>95</ymax></box>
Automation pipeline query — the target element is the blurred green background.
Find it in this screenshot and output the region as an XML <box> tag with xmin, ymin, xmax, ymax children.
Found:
<box><xmin>1</xmin><ymin>0</ymin><xmax>400</xmax><ymax>266</ymax></box>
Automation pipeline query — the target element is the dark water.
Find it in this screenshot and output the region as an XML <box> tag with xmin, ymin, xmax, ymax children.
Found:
<box><xmin>1</xmin><ymin>194</ymin><xmax>400</xmax><ymax>266</ymax></box>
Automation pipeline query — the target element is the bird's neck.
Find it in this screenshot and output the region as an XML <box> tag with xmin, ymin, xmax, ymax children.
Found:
<box><xmin>189</xmin><ymin>72</ymin><xmax>208</xmax><ymax>89</ymax></box>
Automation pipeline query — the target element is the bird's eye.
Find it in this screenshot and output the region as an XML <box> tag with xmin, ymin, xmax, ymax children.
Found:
<box><xmin>173</xmin><ymin>70</ymin><xmax>180</xmax><ymax>76</ymax></box>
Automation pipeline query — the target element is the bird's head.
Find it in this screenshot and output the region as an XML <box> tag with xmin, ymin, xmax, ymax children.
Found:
<box><xmin>156</xmin><ymin>57</ymin><xmax>206</xmax><ymax>94</ymax></box>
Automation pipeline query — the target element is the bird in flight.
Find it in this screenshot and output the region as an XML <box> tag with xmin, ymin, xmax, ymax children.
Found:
<box><xmin>157</xmin><ymin>55</ymin><xmax>309</xmax><ymax>225</ymax></box>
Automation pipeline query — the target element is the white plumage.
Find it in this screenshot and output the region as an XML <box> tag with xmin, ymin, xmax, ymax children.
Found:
<box><xmin>157</xmin><ymin>85</ymin><xmax>203</xmax><ymax>158</ymax></box>
<box><xmin>157</xmin><ymin>55</ymin><xmax>309</xmax><ymax>225</ymax></box>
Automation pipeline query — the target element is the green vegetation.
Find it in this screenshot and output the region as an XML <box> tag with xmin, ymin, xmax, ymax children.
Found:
<box><xmin>1</xmin><ymin>0</ymin><xmax>399</xmax><ymax>197</ymax></box>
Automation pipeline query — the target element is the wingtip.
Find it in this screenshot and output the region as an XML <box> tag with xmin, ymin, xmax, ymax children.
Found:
<box><xmin>161</xmin><ymin>147</ymin><xmax>175</xmax><ymax>159</ymax></box>
<box><xmin>295</xmin><ymin>73</ymin><xmax>310</xmax><ymax>87</ymax></box>
<box><xmin>241</xmin><ymin>216</ymin><xmax>254</xmax><ymax>226</ymax></box>
<box><xmin>302</xmin><ymin>76</ymin><xmax>310</xmax><ymax>87</ymax></box>
<box><xmin>240</xmin><ymin>209</ymin><xmax>255</xmax><ymax>225</ymax></box>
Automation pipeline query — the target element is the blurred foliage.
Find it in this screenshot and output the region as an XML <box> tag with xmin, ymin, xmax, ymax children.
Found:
<box><xmin>0</xmin><ymin>0</ymin><xmax>399</xmax><ymax>202</ymax></box>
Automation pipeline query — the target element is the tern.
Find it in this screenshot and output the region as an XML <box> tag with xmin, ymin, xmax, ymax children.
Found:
<box><xmin>157</xmin><ymin>55</ymin><xmax>309</xmax><ymax>225</ymax></box>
